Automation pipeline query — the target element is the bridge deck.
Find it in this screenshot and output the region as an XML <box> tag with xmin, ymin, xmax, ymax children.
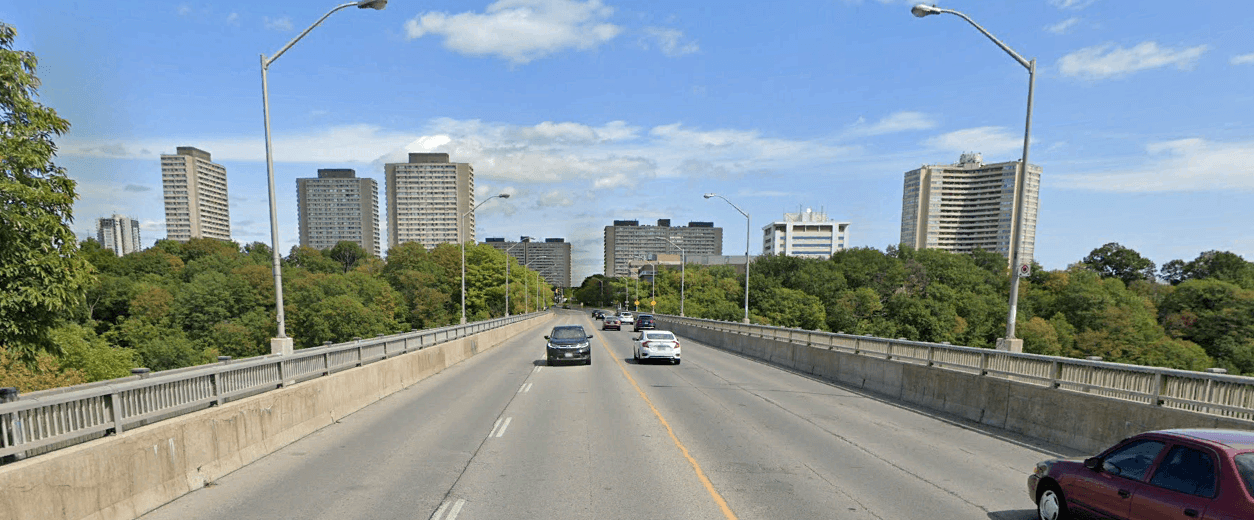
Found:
<box><xmin>140</xmin><ymin>310</ymin><xmax>1077</xmax><ymax>520</ymax></box>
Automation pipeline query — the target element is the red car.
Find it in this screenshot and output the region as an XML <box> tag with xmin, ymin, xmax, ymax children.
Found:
<box><xmin>1028</xmin><ymin>429</ymin><xmax>1254</xmax><ymax>520</ymax></box>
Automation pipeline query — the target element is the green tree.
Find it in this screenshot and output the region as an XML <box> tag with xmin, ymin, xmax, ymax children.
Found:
<box><xmin>328</xmin><ymin>240</ymin><xmax>367</xmax><ymax>273</ymax></box>
<box><xmin>0</xmin><ymin>23</ymin><xmax>94</xmax><ymax>354</ymax></box>
<box><xmin>50</xmin><ymin>322</ymin><xmax>136</xmax><ymax>382</ymax></box>
<box><xmin>1082</xmin><ymin>242</ymin><xmax>1157</xmax><ymax>286</ymax></box>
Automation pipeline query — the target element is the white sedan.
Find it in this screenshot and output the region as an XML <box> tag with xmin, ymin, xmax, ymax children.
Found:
<box><xmin>633</xmin><ymin>330</ymin><xmax>681</xmax><ymax>364</ymax></box>
<box><xmin>618</xmin><ymin>312</ymin><xmax>635</xmax><ymax>325</ymax></box>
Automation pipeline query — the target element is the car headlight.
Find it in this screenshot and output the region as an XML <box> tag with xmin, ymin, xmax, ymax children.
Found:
<box><xmin>578</xmin><ymin>341</ymin><xmax>589</xmax><ymax>348</ymax></box>
<box><xmin>546</xmin><ymin>343</ymin><xmax>553</xmax><ymax>349</ymax></box>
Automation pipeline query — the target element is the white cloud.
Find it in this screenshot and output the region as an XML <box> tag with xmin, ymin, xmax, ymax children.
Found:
<box><xmin>264</xmin><ymin>16</ymin><xmax>293</xmax><ymax>32</ymax></box>
<box><xmin>1050</xmin><ymin>0</ymin><xmax>1095</xmax><ymax>9</ymax></box>
<box><xmin>535</xmin><ymin>190</ymin><xmax>576</xmax><ymax>208</ymax></box>
<box><xmin>373</xmin><ymin>118</ymin><xmax>856</xmax><ymax>190</ymax></box>
<box><xmin>1053</xmin><ymin>138</ymin><xmax>1254</xmax><ymax>192</ymax></box>
<box><xmin>1058</xmin><ymin>42</ymin><xmax>1208</xmax><ymax>80</ymax></box>
<box><xmin>923</xmin><ymin>126</ymin><xmax>1025</xmax><ymax>157</ymax></box>
<box><xmin>403</xmin><ymin>0</ymin><xmax>622</xmax><ymax>64</ymax></box>
<box><xmin>846</xmin><ymin>111</ymin><xmax>936</xmax><ymax>137</ymax></box>
<box><xmin>226</xmin><ymin>13</ymin><xmax>239</xmax><ymax>25</ymax></box>
<box><xmin>1232</xmin><ymin>53</ymin><xmax>1254</xmax><ymax>65</ymax></box>
<box><xmin>641</xmin><ymin>27</ymin><xmax>699</xmax><ymax>57</ymax></box>
<box><xmin>1046</xmin><ymin>17</ymin><xmax>1080</xmax><ymax>35</ymax></box>
<box><xmin>62</xmin><ymin>124</ymin><xmax>419</xmax><ymax>163</ymax></box>
<box><xmin>177</xmin><ymin>5</ymin><xmax>191</xmax><ymax>16</ymax></box>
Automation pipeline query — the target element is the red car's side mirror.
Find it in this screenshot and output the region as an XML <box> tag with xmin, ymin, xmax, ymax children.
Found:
<box><xmin>1084</xmin><ymin>457</ymin><xmax>1102</xmax><ymax>471</ymax></box>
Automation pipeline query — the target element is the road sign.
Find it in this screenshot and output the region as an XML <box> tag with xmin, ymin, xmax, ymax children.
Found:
<box><xmin>1018</xmin><ymin>263</ymin><xmax>1031</xmax><ymax>277</ymax></box>
<box><xmin>634</xmin><ymin>300</ymin><xmax>639</xmax><ymax>305</ymax></box>
<box><xmin>650</xmin><ymin>300</ymin><xmax>656</xmax><ymax>307</ymax></box>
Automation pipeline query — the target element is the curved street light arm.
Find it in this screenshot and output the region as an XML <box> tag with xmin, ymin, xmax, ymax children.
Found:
<box><xmin>929</xmin><ymin>7</ymin><xmax>1031</xmax><ymax>71</ymax></box>
<box><xmin>264</xmin><ymin>2</ymin><xmax>359</xmax><ymax>69</ymax></box>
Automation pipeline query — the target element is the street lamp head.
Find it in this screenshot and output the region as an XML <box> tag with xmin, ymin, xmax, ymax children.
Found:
<box><xmin>703</xmin><ymin>193</ymin><xmax>716</xmax><ymax>199</ymax></box>
<box><xmin>356</xmin><ymin>0</ymin><xmax>388</xmax><ymax>10</ymax></box>
<box><xmin>911</xmin><ymin>4</ymin><xmax>941</xmax><ymax>17</ymax></box>
<box><xmin>497</xmin><ymin>193</ymin><xmax>511</xmax><ymax>199</ymax></box>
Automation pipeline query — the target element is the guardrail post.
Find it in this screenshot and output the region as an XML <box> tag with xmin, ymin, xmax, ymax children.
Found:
<box><xmin>1051</xmin><ymin>360</ymin><xmax>1062</xmax><ymax>389</ymax></box>
<box><xmin>276</xmin><ymin>357</ymin><xmax>286</xmax><ymax>388</ymax></box>
<box><xmin>853</xmin><ymin>337</ymin><xmax>860</xmax><ymax>355</ymax></box>
<box><xmin>323</xmin><ymin>351</ymin><xmax>331</xmax><ymax>375</ymax></box>
<box><xmin>355</xmin><ymin>337</ymin><xmax>363</xmax><ymax>367</ymax></box>
<box><xmin>926</xmin><ymin>346</ymin><xmax>935</xmax><ymax>367</ymax></box>
<box><xmin>108</xmin><ymin>392</ymin><xmax>125</xmax><ymax>435</ymax></box>
<box><xmin>979</xmin><ymin>352</ymin><xmax>989</xmax><ymax>376</ymax></box>
<box><xmin>210</xmin><ymin>357</ymin><xmax>229</xmax><ymax>406</ymax></box>
<box><xmin>1151</xmin><ymin>372</ymin><xmax>1164</xmax><ymax>406</ymax></box>
<box><xmin>0</xmin><ymin>388</ymin><xmax>20</xmax><ymax>462</ymax></box>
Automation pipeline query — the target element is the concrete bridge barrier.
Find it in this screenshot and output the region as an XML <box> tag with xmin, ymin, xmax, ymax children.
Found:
<box><xmin>0</xmin><ymin>313</ymin><xmax>554</xmax><ymax>520</ymax></box>
<box><xmin>659</xmin><ymin>316</ymin><xmax>1254</xmax><ymax>455</ymax></box>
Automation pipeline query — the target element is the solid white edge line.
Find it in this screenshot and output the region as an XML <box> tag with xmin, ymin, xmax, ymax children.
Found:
<box><xmin>488</xmin><ymin>418</ymin><xmax>502</xmax><ymax>438</ymax></box>
<box><xmin>495</xmin><ymin>417</ymin><xmax>512</xmax><ymax>438</ymax></box>
<box><xmin>430</xmin><ymin>500</ymin><xmax>450</xmax><ymax>520</ymax></box>
<box><xmin>446</xmin><ymin>499</ymin><xmax>466</xmax><ymax>520</ymax></box>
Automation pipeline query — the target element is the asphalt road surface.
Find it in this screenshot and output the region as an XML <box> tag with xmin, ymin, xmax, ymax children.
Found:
<box><xmin>140</xmin><ymin>310</ymin><xmax>1081</xmax><ymax>520</ymax></box>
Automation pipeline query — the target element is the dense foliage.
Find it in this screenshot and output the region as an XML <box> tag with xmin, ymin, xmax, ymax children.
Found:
<box><xmin>573</xmin><ymin>245</ymin><xmax>1254</xmax><ymax>375</ymax></box>
<box><xmin>0</xmin><ymin>23</ymin><xmax>93</xmax><ymax>355</ymax></box>
<box><xmin>1</xmin><ymin>238</ymin><xmax>551</xmax><ymax>391</ymax></box>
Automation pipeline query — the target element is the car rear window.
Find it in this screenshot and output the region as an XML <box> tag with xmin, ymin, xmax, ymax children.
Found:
<box><xmin>645</xmin><ymin>332</ymin><xmax>675</xmax><ymax>341</ymax></box>
<box><xmin>1237</xmin><ymin>453</ymin><xmax>1254</xmax><ymax>498</ymax></box>
<box><xmin>551</xmin><ymin>327</ymin><xmax>586</xmax><ymax>339</ymax></box>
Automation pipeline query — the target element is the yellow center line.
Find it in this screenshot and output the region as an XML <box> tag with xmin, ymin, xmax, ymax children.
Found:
<box><xmin>591</xmin><ymin>327</ymin><xmax>739</xmax><ymax>520</ymax></box>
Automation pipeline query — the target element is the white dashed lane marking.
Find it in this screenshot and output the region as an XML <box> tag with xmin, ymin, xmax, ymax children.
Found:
<box><xmin>430</xmin><ymin>498</ymin><xmax>466</xmax><ymax>520</ymax></box>
<box><xmin>518</xmin><ymin>383</ymin><xmax>532</xmax><ymax>393</ymax></box>
<box><xmin>494</xmin><ymin>417</ymin><xmax>512</xmax><ymax>438</ymax></box>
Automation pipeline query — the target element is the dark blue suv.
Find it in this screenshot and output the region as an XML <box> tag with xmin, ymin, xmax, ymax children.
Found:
<box><xmin>545</xmin><ymin>326</ymin><xmax>593</xmax><ymax>365</ymax></box>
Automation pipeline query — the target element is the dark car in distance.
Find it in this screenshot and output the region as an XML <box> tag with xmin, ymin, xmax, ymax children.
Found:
<box><xmin>592</xmin><ymin>309</ymin><xmax>604</xmax><ymax>320</ymax></box>
<box><xmin>1028</xmin><ymin>428</ymin><xmax>1254</xmax><ymax>520</ymax></box>
<box><xmin>545</xmin><ymin>325</ymin><xmax>593</xmax><ymax>366</ymax></box>
<box><xmin>634</xmin><ymin>314</ymin><xmax>656</xmax><ymax>331</ymax></box>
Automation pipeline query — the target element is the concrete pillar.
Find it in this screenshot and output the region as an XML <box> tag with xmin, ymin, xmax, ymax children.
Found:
<box><xmin>995</xmin><ymin>338</ymin><xmax>1023</xmax><ymax>353</ymax></box>
<box><xmin>271</xmin><ymin>337</ymin><xmax>294</xmax><ymax>356</ymax></box>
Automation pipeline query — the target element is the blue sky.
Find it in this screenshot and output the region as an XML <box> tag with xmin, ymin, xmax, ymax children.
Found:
<box><xmin>6</xmin><ymin>0</ymin><xmax>1253</xmax><ymax>283</ymax></box>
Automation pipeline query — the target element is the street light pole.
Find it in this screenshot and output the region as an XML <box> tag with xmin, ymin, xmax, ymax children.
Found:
<box><xmin>260</xmin><ymin>0</ymin><xmax>387</xmax><ymax>355</ymax></box>
<box><xmin>663</xmin><ymin>236</ymin><xmax>686</xmax><ymax>317</ymax></box>
<box><xmin>912</xmin><ymin>4</ymin><xmax>1035</xmax><ymax>350</ymax></box>
<box><xmin>503</xmin><ymin>236</ymin><xmax>532</xmax><ymax>317</ymax></box>
<box><xmin>461</xmin><ymin>193</ymin><xmax>510</xmax><ymax>324</ymax></box>
<box><xmin>705</xmin><ymin>193</ymin><xmax>751</xmax><ymax>323</ymax></box>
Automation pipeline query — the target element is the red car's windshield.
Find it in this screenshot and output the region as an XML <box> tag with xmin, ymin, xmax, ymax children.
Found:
<box><xmin>1236</xmin><ymin>453</ymin><xmax>1254</xmax><ymax>498</ymax></box>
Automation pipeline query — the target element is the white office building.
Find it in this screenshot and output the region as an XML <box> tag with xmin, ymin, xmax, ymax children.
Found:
<box><xmin>160</xmin><ymin>146</ymin><xmax>231</xmax><ymax>242</ymax></box>
<box><xmin>386</xmin><ymin>153</ymin><xmax>474</xmax><ymax>250</ymax></box>
<box><xmin>96</xmin><ymin>214</ymin><xmax>142</xmax><ymax>256</ymax></box>
<box><xmin>900</xmin><ymin>152</ymin><xmax>1041</xmax><ymax>267</ymax></box>
<box><xmin>762</xmin><ymin>209</ymin><xmax>850</xmax><ymax>259</ymax></box>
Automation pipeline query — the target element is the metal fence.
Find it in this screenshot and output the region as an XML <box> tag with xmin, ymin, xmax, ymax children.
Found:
<box><xmin>657</xmin><ymin>315</ymin><xmax>1254</xmax><ymax>422</ymax></box>
<box><xmin>0</xmin><ymin>312</ymin><xmax>545</xmax><ymax>462</ymax></box>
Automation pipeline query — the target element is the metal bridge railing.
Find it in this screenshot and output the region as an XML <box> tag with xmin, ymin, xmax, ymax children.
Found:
<box><xmin>0</xmin><ymin>312</ymin><xmax>546</xmax><ymax>462</ymax></box>
<box><xmin>657</xmin><ymin>315</ymin><xmax>1254</xmax><ymax>421</ymax></box>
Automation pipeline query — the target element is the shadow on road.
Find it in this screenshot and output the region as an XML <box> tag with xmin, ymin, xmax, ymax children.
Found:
<box><xmin>987</xmin><ymin>509</ymin><xmax>1036</xmax><ymax>520</ymax></box>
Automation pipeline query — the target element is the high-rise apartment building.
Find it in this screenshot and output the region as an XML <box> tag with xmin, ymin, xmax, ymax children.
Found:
<box><xmin>483</xmin><ymin>237</ymin><xmax>573</xmax><ymax>288</ymax></box>
<box><xmin>386</xmin><ymin>153</ymin><xmax>474</xmax><ymax>250</ymax></box>
<box><xmin>604</xmin><ymin>219</ymin><xmax>722</xmax><ymax>277</ymax></box>
<box><xmin>900</xmin><ymin>152</ymin><xmax>1041</xmax><ymax>266</ymax></box>
<box><xmin>160</xmin><ymin>146</ymin><xmax>231</xmax><ymax>242</ymax></box>
<box><xmin>96</xmin><ymin>214</ymin><xmax>142</xmax><ymax>256</ymax></box>
<box><xmin>296</xmin><ymin>169</ymin><xmax>380</xmax><ymax>256</ymax></box>
<box><xmin>762</xmin><ymin>209</ymin><xmax>850</xmax><ymax>259</ymax></box>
